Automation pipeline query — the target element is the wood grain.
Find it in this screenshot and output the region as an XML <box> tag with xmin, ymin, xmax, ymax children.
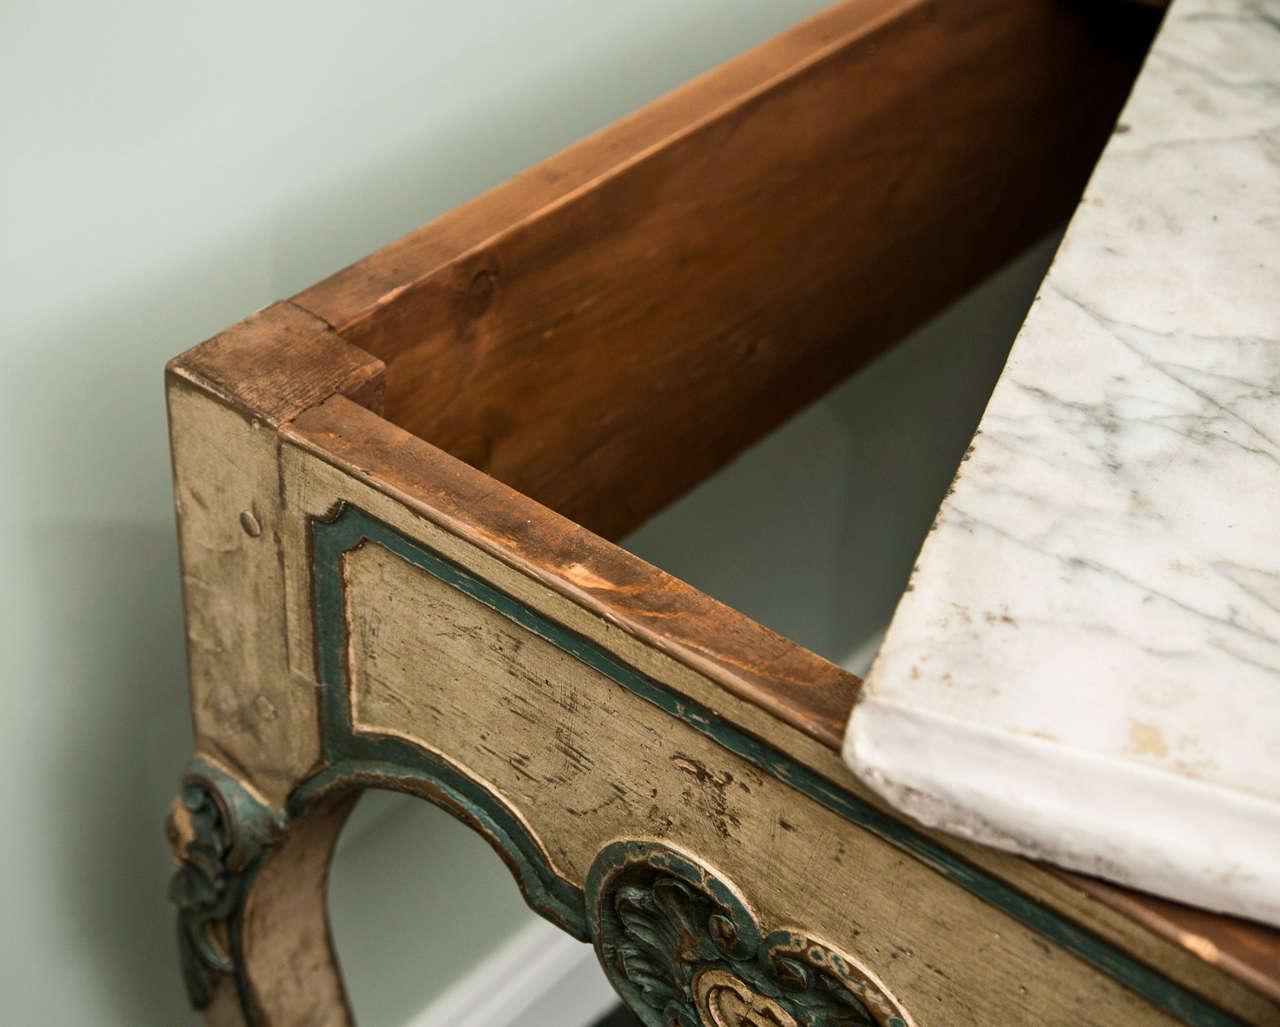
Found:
<box><xmin>1067</xmin><ymin>875</ymin><xmax>1280</xmax><ymax>1008</ymax></box>
<box><xmin>240</xmin><ymin>793</ymin><xmax>359</xmax><ymax>1026</ymax></box>
<box><xmin>293</xmin><ymin>0</ymin><xmax>1160</xmax><ymax>540</ymax></box>
<box><xmin>168</xmin><ymin>300</ymin><xmax>385</xmax><ymax>426</ymax></box>
<box><xmin>284</xmin><ymin>395</ymin><xmax>858</xmax><ymax>749</ymax></box>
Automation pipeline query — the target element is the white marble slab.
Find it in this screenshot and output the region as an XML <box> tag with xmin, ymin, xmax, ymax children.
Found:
<box><xmin>843</xmin><ymin>0</ymin><xmax>1280</xmax><ymax>926</ymax></box>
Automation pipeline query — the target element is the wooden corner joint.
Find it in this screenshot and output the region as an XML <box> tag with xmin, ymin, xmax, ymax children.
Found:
<box><xmin>165</xmin><ymin>299</ymin><xmax>386</xmax><ymax>428</ymax></box>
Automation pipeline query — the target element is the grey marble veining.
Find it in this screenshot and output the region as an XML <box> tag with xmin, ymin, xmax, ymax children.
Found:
<box><xmin>843</xmin><ymin>0</ymin><xmax>1280</xmax><ymax>925</ymax></box>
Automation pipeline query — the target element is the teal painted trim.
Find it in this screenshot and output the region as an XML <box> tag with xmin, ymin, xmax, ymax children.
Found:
<box><xmin>288</xmin><ymin>757</ymin><xmax>587</xmax><ymax>940</ymax></box>
<box><xmin>310</xmin><ymin>504</ymin><xmax>1242</xmax><ymax>1027</ymax></box>
<box><xmin>308</xmin><ymin>510</ymin><xmax>586</xmax><ymax>940</ymax></box>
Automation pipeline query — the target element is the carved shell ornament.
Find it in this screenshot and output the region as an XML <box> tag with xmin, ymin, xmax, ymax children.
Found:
<box><xmin>587</xmin><ymin>841</ymin><xmax>915</xmax><ymax>1027</ymax></box>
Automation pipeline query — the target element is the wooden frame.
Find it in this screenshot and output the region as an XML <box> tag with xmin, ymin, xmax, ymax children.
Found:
<box><xmin>164</xmin><ymin>1</ymin><xmax>1280</xmax><ymax>1024</ymax></box>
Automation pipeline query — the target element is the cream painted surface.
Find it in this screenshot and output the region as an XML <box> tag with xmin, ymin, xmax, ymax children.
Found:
<box><xmin>0</xmin><ymin>1</ymin><xmax>838</xmax><ymax>1022</ymax></box>
<box><xmin>845</xmin><ymin>0</ymin><xmax>1280</xmax><ymax>926</ymax></box>
<box><xmin>168</xmin><ymin>381</ymin><xmax>324</xmax><ymax>807</ymax></box>
<box><xmin>336</xmin><ymin>540</ymin><xmax>1183</xmax><ymax>1026</ymax></box>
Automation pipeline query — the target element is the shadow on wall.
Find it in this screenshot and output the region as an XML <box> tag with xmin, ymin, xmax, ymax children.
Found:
<box><xmin>0</xmin><ymin>1</ymin><xmax>842</xmax><ymax>1022</ymax></box>
<box><xmin>23</xmin><ymin>524</ymin><xmax>194</xmax><ymax>1022</ymax></box>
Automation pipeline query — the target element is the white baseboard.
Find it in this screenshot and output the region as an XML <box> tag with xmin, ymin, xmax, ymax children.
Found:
<box><xmin>405</xmin><ymin>917</ymin><xmax>622</xmax><ymax>1027</ymax></box>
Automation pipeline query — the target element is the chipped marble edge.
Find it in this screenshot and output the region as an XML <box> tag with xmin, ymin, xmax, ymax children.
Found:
<box><xmin>844</xmin><ymin>695</ymin><xmax>1280</xmax><ymax>927</ymax></box>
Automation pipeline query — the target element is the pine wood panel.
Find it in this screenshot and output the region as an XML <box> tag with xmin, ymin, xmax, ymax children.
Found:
<box><xmin>292</xmin><ymin>0</ymin><xmax>1160</xmax><ymax>541</ymax></box>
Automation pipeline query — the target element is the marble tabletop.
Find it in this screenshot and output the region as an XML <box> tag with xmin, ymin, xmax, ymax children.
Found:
<box><xmin>843</xmin><ymin>0</ymin><xmax>1280</xmax><ymax>927</ymax></box>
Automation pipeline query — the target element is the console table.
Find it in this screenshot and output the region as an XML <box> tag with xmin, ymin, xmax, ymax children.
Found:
<box><xmin>164</xmin><ymin>0</ymin><xmax>1280</xmax><ymax>1023</ymax></box>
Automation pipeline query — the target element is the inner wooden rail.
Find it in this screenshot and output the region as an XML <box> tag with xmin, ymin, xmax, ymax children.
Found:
<box><xmin>266</xmin><ymin>0</ymin><xmax>1277</xmax><ymax>1006</ymax></box>
<box><xmin>294</xmin><ymin>0</ymin><xmax>1157</xmax><ymax>542</ymax></box>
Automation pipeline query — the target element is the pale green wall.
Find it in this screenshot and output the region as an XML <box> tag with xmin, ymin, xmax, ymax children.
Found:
<box><xmin>0</xmin><ymin>2</ymin><xmax>836</xmax><ymax>1022</ymax></box>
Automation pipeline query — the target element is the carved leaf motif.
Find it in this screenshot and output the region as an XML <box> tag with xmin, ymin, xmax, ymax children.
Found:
<box><xmin>168</xmin><ymin>781</ymin><xmax>237</xmax><ymax>1007</ymax></box>
<box><xmin>165</xmin><ymin>767</ymin><xmax>279</xmax><ymax>1010</ymax></box>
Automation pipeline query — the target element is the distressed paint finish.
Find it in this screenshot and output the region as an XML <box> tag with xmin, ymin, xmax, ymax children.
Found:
<box><xmin>295</xmin><ymin>501</ymin><xmax>1238</xmax><ymax>1026</ymax></box>
<box><xmin>165</xmin><ymin>303</ymin><xmax>385</xmax><ymax>807</ymax></box>
<box><xmin>282</xmin><ymin>395</ymin><xmax>1280</xmax><ymax>1022</ymax></box>
<box><xmin>167</xmin><ymin>380</ymin><xmax>322</xmax><ymax>807</ymax></box>
<box><xmin>166</xmin><ymin>421</ymin><xmax>1272</xmax><ymax>1024</ymax></box>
